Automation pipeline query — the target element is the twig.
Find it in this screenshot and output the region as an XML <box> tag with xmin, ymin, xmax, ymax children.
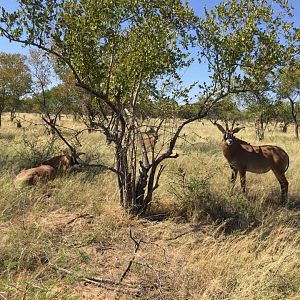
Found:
<box><xmin>50</xmin><ymin>263</ymin><xmax>140</xmax><ymax>295</ymax></box>
<box><xmin>66</xmin><ymin>213</ymin><xmax>94</xmax><ymax>225</ymax></box>
<box><xmin>0</xmin><ymin>293</ymin><xmax>8</xmax><ymax>300</ymax></box>
<box><xmin>166</xmin><ymin>228</ymin><xmax>198</xmax><ymax>241</ymax></box>
<box><xmin>21</xmin><ymin>284</ymin><xmax>29</xmax><ymax>300</ymax></box>
<box><xmin>119</xmin><ymin>229</ymin><xmax>142</xmax><ymax>283</ymax></box>
<box><xmin>78</xmin><ymin>162</ymin><xmax>121</xmax><ymax>175</ymax></box>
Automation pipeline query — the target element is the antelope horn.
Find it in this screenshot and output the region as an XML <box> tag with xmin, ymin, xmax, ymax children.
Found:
<box><xmin>75</xmin><ymin>152</ymin><xmax>85</xmax><ymax>157</ymax></box>
<box><xmin>232</xmin><ymin>126</ymin><xmax>245</xmax><ymax>134</ymax></box>
<box><xmin>231</xmin><ymin>119</ymin><xmax>236</xmax><ymax>130</ymax></box>
<box><xmin>225</xmin><ymin>121</ymin><xmax>229</xmax><ymax>131</ymax></box>
<box><xmin>211</xmin><ymin>120</ymin><xmax>226</xmax><ymax>133</ymax></box>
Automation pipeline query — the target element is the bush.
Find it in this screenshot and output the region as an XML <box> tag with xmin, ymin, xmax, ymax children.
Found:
<box><xmin>170</xmin><ymin>168</ymin><xmax>261</xmax><ymax>232</ymax></box>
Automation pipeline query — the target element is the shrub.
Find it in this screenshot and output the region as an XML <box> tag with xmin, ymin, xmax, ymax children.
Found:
<box><xmin>170</xmin><ymin>167</ymin><xmax>261</xmax><ymax>232</ymax></box>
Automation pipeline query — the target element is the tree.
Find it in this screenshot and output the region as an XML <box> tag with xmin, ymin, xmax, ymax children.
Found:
<box><xmin>0</xmin><ymin>0</ymin><xmax>297</xmax><ymax>215</ymax></box>
<box><xmin>278</xmin><ymin>60</ymin><xmax>300</xmax><ymax>138</ymax></box>
<box><xmin>28</xmin><ymin>48</ymin><xmax>61</xmax><ymax>133</ymax></box>
<box><xmin>208</xmin><ymin>96</ymin><xmax>242</xmax><ymax>126</ymax></box>
<box><xmin>246</xmin><ymin>95</ymin><xmax>277</xmax><ymax>140</ymax></box>
<box><xmin>0</xmin><ymin>52</ymin><xmax>32</xmax><ymax>126</ymax></box>
<box><xmin>274</xmin><ymin>100</ymin><xmax>293</xmax><ymax>132</ymax></box>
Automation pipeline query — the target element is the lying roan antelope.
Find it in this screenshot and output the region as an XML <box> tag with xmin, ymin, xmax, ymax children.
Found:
<box><xmin>14</xmin><ymin>165</ymin><xmax>57</xmax><ymax>186</ymax></box>
<box><xmin>14</xmin><ymin>154</ymin><xmax>82</xmax><ymax>186</ymax></box>
<box><xmin>42</xmin><ymin>154</ymin><xmax>80</xmax><ymax>172</ymax></box>
<box><xmin>214</xmin><ymin>122</ymin><xmax>289</xmax><ymax>202</ymax></box>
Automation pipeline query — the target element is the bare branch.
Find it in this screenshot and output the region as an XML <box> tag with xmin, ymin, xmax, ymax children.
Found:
<box><xmin>152</xmin><ymin>165</ymin><xmax>166</xmax><ymax>191</ymax></box>
<box><xmin>42</xmin><ymin>116</ymin><xmax>76</xmax><ymax>155</ymax></box>
<box><xmin>49</xmin><ymin>262</ymin><xmax>140</xmax><ymax>295</ymax></box>
<box><xmin>79</xmin><ymin>162</ymin><xmax>121</xmax><ymax>175</ymax></box>
<box><xmin>119</xmin><ymin>229</ymin><xmax>142</xmax><ymax>283</ymax></box>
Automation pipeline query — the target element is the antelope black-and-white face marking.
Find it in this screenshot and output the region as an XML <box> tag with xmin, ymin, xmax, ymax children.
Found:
<box><xmin>224</xmin><ymin>132</ymin><xmax>235</xmax><ymax>146</ymax></box>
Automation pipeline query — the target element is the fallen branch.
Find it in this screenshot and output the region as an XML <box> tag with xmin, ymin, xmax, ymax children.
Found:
<box><xmin>166</xmin><ymin>227</ymin><xmax>199</xmax><ymax>241</ymax></box>
<box><xmin>66</xmin><ymin>213</ymin><xmax>94</xmax><ymax>225</ymax></box>
<box><xmin>119</xmin><ymin>228</ymin><xmax>142</xmax><ymax>283</ymax></box>
<box><xmin>49</xmin><ymin>262</ymin><xmax>140</xmax><ymax>296</ymax></box>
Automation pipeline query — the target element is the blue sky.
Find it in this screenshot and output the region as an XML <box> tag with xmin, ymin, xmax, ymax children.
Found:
<box><xmin>0</xmin><ymin>0</ymin><xmax>299</xmax><ymax>93</ymax></box>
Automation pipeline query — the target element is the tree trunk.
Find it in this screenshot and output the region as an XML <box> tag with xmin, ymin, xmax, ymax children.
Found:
<box><xmin>115</xmin><ymin>141</ymin><xmax>159</xmax><ymax>216</ymax></box>
<box><xmin>10</xmin><ymin>108</ymin><xmax>16</xmax><ymax>122</ymax></box>
<box><xmin>0</xmin><ymin>111</ymin><xmax>2</xmax><ymax>127</ymax></box>
<box><xmin>282</xmin><ymin>123</ymin><xmax>288</xmax><ymax>133</ymax></box>
<box><xmin>295</xmin><ymin>123</ymin><xmax>299</xmax><ymax>139</ymax></box>
<box><xmin>288</xmin><ymin>98</ymin><xmax>299</xmax><ymax>139</ymax></box>
<box><xmin>255</xmin><ymin>118</ymin><xmax>265</xmax><ymax>141</ymax></box>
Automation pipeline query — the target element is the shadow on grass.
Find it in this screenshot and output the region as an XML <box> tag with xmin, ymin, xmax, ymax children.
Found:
<box><xmin>72</xmin><ymin>168</ymin><xmax>104</xmax><ymax>182</ymax></box>
<box><xmin>253</xmin><ymin>190</ymin><xmax>300</xmax><ymax>211</ymax></box>
<box><xmin>286</xmin><ymin>195</ymin><xmax>300</xmax><ymax>211</ymax></box>
<box><xmin>0</xmin><ymin>132</ymin><xmax>16</xmax><ymax>141</ymax></box>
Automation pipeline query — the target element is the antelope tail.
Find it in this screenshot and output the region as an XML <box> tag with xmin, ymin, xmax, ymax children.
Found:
<box><xmin>285</xmin><ymin>155</ymin><xmax>290</xmax><ymax>172</ymax></box>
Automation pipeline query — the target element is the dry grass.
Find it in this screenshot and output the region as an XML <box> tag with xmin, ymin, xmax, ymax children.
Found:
<box><xmin>0</xmin><ymin>113</ymin><xmax>299</xmax><ymax>299</ymax></box>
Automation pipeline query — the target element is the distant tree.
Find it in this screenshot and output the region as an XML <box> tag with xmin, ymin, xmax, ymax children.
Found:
<box><xmin>208</xmin><ymin>96</ymin><xmax>242</xmax><ymax>127</ymax></box>
<box><xmin>28</xmin><ymin>49</ymin><xmax>52</xmax><ymax>111</ymax></box>
<box><xmin>274</xmin><ymin>100</ymin><xmax>293</xmax><ymax>132</ymax></box>
<box><xmin>28</xmin><ymin>48</ymin><xmax>58</xmax><ymax>133</ymax></box>
<box><xmin>22</xmin><ymin>96</ymin><xmax>39</xmax><ymax>113</ymax></box>
<box><xmin>245</xmin><ymin>94</ymin><xmax>277</xmax><ymax>140</ymax></box>
<box><xmin>178</xmin><ymin>102</ymin><xmax>201</xmax><ymax>119</ymax></box>
<box><xmin>0</xmin><ymin>52</ymin><xmax>32</xmax><ymax>126</ymax></box>
<box><xmin>277</xmin><ymin>60</ymin><xmax>300</xmax><ymax>138</ymax></box>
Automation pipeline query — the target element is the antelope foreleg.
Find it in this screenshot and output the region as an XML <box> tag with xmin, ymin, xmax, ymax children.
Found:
<box><xmin>239</xmin><ymin>170</ymin><xmax>246</xmax><ymax>193</ymax></box>
<box><xmin>231</xmin><ymin>168</ymin><xmax>238</xmax><ymax>191</ymax></box>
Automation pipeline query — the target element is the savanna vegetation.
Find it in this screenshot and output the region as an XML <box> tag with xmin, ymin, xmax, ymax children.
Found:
<box><xmin>0</xmin><ymin>0</ymin><xmax>300</xmax><ymax>299</ymax></box>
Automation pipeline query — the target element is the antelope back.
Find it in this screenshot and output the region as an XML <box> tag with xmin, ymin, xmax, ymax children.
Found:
<box><xmin>42</xmin><ymin>154</ymin><xmax>75</xmax><ymax>172</ymax></box>
<box><xmin>14</xmin><ymin>165</ymin><xmax>56</xmax><ymax>186</ymax></box>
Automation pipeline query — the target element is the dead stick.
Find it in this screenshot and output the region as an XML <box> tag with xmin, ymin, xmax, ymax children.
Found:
<box><xmin>66</xmin><ymin>213</ymin><xmax>93</xmax><ymax>225</ymax></box>
<box><xmin>50</xmin><ymin>263</ymin><xmax>139</xmax><ymax>293</ymax></box>
<box><xmin>119</xmin><ymin>229</ymin><xmax>142</xmax><ymax>283</ymax></box>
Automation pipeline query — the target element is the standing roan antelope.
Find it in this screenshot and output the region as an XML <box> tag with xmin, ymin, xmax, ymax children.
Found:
<box><xmin>14</xmin><ymin>153</ymin><xmax>84</xmax><ymax>186</ymax></box>
<box><xmin>213</xmin><ymin>122</ymin><xmax>289</xmax><ymax>202</ymax></box>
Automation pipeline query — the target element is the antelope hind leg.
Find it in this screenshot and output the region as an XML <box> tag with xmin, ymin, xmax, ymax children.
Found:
<box><xmin>273</xmin><ymin>171</ymin><xmax>289</xmax><ymax>203</ymax></box>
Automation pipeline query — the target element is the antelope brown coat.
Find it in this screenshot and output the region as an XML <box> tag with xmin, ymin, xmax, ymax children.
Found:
<box><xmin>14</xmin><ymin>154</ymin><xmax>78</xmax><ymax>186</ymax></box>
<box><xmin>14</xmin><ymin>165</ymin><xmax>57</xmax><ymax>186</ymax></box>
<box><xmin>215</xmin><ymin>123</ymin><xmax>289</xmax><ymax>202</ymax></box>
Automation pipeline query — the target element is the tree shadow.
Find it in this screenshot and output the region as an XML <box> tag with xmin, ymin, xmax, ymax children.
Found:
<box><xmin>286</xmin><ymin>195</ymin><xmax>300</xmax><ymax>211</ymax></box>
<box><xmin>68</xmin><ymin>167</ymin><xmax>104</xmax><ymax>182</ymax></box>
<box><xmin>259</xmin><ymin>190</ymin><xmax>300</xmax><ymax>212</ymax></box>
<box><xmin>0</xmin><ymin>133</ymin><xmax>16</xmax><ymax>141</ymax></box>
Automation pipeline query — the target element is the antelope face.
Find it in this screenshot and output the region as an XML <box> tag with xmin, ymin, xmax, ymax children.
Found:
<box><xmin>224</xmin><ymin>132</ymin><xmax>235</xmax><ymax>146</ymax></box>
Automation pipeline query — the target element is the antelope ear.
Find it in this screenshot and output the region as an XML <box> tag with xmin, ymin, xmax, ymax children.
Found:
<box><xmin>232</xmin><ymin>126</ymin><xmax>245</xmax><ymax>134</ymax></box>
